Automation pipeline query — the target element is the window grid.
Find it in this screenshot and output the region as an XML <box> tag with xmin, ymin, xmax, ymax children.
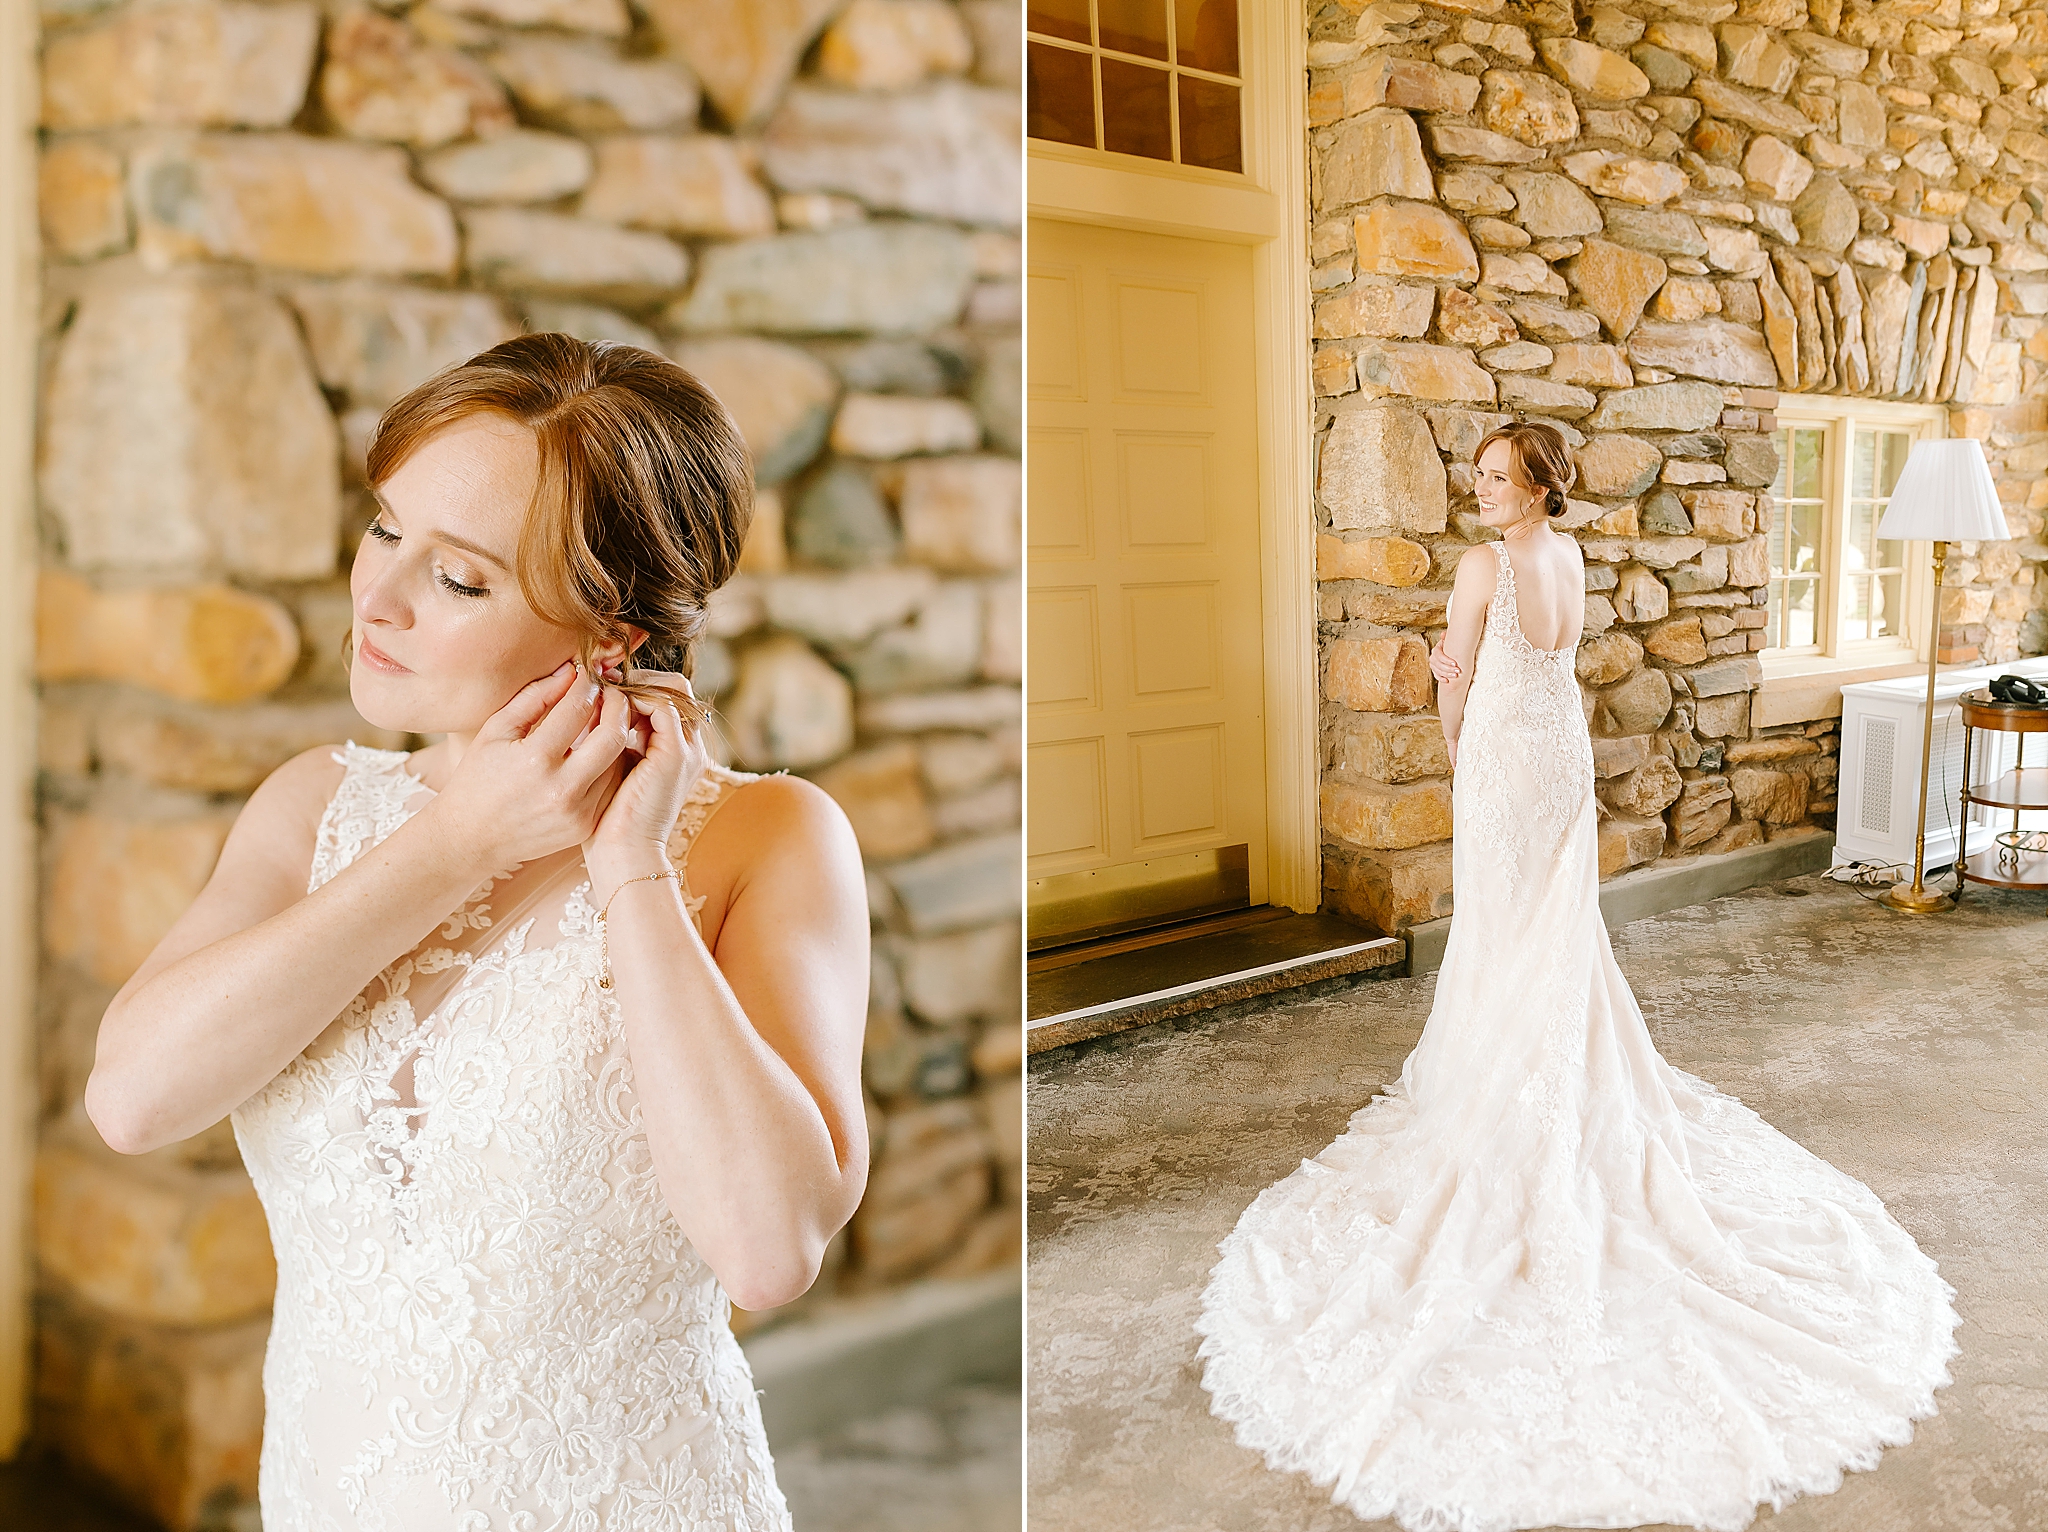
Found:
<box><xmin>1767</xmin><ymin>424</ymin><xmax>1827</xmax><ymax>652</ymax></box>
<box><xmin>1026</xmin><ymin>0</ymin><xmax>1244</xmax><ymax>172</ymax></box>
<box><xmin>1764</xmin><ymin>404</ymin><xmax>1938</xmax><ymax>661</ymax></box>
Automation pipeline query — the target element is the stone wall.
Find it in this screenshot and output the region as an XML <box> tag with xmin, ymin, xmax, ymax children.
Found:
<box><xmin>1309</xmin><ymin>0</ymin><xmax>2048</xmax><ymax>935</ymax></box>
<box><xmin>30</xmin><ymin>0</ymin><xmax>1021</xmax><ymax>1522</ymax></box>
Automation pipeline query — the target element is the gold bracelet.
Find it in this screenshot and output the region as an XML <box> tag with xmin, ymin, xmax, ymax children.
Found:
<box><xmin>595</xmin><ymin>868</ymin><xmax>681</xmax><ymax>991</ymax></box>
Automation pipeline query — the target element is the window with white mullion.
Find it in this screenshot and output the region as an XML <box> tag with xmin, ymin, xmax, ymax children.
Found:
<box><xmin>1765</xmin><ymin>399</ymin><xmax>1941</xmax><ymax>663</ymax></box>
<box><xmin>1027</xmin><ymin>0</ymin><xmax>1245</xmax><ymax>172</ymax></box>
<box><xmin>1843</xmin><ymin>427</ymin><xmax>1911</xmax><ymax>645</ymax></box>
<box><xmin>1039</xmin><ymin>36</ymin><xmax>1240</xmax><ymax>86</ymax></box>
<box><xmin>1767</xmin><ymin>422</ymin><xmax>1828</xmax><ymax>654</ymax></box>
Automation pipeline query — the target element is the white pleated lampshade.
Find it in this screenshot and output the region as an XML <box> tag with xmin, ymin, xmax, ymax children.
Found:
<box><xmin>1876</xmin><ymin>437</ymin><xmax>2009</xmax><ymax>542</ymax></box>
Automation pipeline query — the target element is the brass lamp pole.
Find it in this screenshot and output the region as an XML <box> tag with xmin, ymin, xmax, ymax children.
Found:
<box><xmin>1880</xmin><ymin>538</ymin><xmax>1953</xmax><ymax>913</ymax></box>
<box><xmin>1872</xmin><ymin>438</ymin><xmax>2009</xmax><ymax>915</ymax></box>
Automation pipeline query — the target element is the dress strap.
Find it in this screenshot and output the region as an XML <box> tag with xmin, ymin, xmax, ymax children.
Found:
<box><xmin>670</xmin><ymin>761</ymin><xmax>779</xmax><ymax>854</ymax></box>
<box><xmin>307</xmin><ymin>741</ymin><xmax>432</xmax><ymax>895</ymax></box>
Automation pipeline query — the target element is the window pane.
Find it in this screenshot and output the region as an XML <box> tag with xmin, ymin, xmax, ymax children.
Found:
<box><xmin>1176</xmin><ymin>0</ymin><xmax>1238</xmax><ymax>73</ymax></box>
<box><xmin>1100</xmin><ymin>57</ymin><xmax>1171</xmax><ymax>160</ymax></box>
<box><xmin>1028</xmin><ymin>42</ymin><xmax>1096</xmax><ymax>148</ymax></box>
<box><xmin>1842</xmin><ymin>567</ymin><xmax>1902</xmax><ymax>643</ymax></box>
<box><xmin>1177</xmin><ymin>75</ymin><xmax>1242</xmax><ymax>171</ymax></box>
<box><xmin>1098</xmin><ymin>0</ymin><xmax>1167</xmax><ymax>58</ymax></box>
<box><xmin>1842</xmin><ymin>572</ymin><xmax>1872</xmax><ymax>641</ymax></box>
<box><xmin>1878</xmin><ymin>571</ymin><xmax>1902</xmax><ymax>639</ymax></box>
<box><xmin>1849</xmin><ymin>495</ymin><xmax>1874</xmax><ymax>564</ymax></box>
<box><xmin>1787</xmin><ymin>576</ymin><xmax>1818</xmax><ymax>647</ymax></box>
<box><xmin>1768</xmin><ymin>427</ymin><xmax>1790</xmax><ymax>498</ymax></box>
<box><xmin>1027</xmin><ymin>0</ymin><xmax>1091</xmax><ymax>44</ymax></box>
<box><xmin>1875</xmin><ymin>535</ymin><xmax>1902</xmax><ymax>574</ymax></box>
<box><xmin>1789</xmin><ymin>502</ymin><xmax>1821</xmax><ymax>573</ymax></box>
<box><xmin>1876</xmin><ymin>430</ymin><xmax>1910</xmax><ymax>496</ymax></box>
<box><xmin>1850</xmin><ymin>428</ymin><xmax>1911</xmax><ymax>501</ymax></box>
<box><xmin>1791</xmin><ymin>426</ymin><xmax>1823</xmax><ymax>499</ymax></box>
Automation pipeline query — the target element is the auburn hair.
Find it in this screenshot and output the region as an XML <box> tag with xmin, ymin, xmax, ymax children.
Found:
<box><xmin>365</xmin><ymin>333</ymin><xmax>753</xmax><ymax>726</ymax></box>
<box><xmin>1473</xmin><ymin>419</ymin><xmax>1578</xmax><ymax>519</ymax></box>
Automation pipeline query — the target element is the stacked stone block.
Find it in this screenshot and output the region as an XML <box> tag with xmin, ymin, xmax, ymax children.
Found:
<box><xmin>31</xmin><ymin>0</ymin><xmax>1021</xmax><ymax>1521</ymax></box>
<box><xmin>1310</xmin><ymin>0</ymin><xmax>2048</xmax><ymax>935</ymax></box>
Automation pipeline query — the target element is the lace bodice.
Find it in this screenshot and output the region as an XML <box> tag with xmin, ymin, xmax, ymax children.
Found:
<box><xmin>1196</xmin><ymin>545</ymin><xmax>1959</xmax><ymax>1530</ymax></box>
<box><xmin>231</xmin><ymin>742</ymin><xmax>793</xmax><ymax>1532</ymax></box>
<box><xmin>1452</xmin><ymin>539</ymin><xmax>1596</xmax><ymax>913</ymax></box>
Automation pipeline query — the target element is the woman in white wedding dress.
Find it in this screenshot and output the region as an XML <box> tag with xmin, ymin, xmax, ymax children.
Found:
<box><xmin>84</xmin><ymin>336</ymin><xmax>871</xmax><ymax>1530</ymax></box>
<box><xmin>1194</xmin><ymin>421</ymin><xmax>1960</xmax><ymax>1532</ymax></box>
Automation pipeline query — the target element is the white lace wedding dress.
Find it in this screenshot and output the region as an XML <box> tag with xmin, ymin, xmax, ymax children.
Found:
<box><xmin>231</xmin><ymin>742</ymin><xmax>793</xmax><ymax>1532</ymax></box>
<box><xmin>1194</xmin><ymin>541</ymin><xmax>1961</xmax><ymax>1532</ymax></box>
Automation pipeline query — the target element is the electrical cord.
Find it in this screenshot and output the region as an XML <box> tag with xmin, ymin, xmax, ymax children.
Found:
<box><xmin>1822</xmin><ymin>703</ymin><xmax>2026</xmax><ymax>906</ymax></box>
<box><xmin>1821</xmin><ymin>857</ymin><xmax>1921</xmax><ymax>904</ymax></box>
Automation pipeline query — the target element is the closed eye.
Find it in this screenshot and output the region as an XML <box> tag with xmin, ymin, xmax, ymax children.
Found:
<box><xmin>364</xmin><ymin>517</ymin><xmax>490</xmax><ymax>598</ymax></box>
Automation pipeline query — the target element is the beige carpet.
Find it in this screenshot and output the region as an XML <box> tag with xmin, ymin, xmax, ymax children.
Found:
<box><xmin>1027</xmin><ymin>870</ymin><xmax>2048</xmax><ymax>1532</ymax></box>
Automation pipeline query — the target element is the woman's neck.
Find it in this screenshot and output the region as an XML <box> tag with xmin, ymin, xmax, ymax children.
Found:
<box><xmin>408</xmin><ymin>731</ymin><xmax>475</xmax><ymax>794</ymax></box>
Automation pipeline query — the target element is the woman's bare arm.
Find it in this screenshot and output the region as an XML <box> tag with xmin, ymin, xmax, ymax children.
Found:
<box><xmin>84</xmin><ymin>745</ymin><xmax>511</xmax><ymax>1154</ymax></box>
<box><xmin>585</xmin><ymin>776</ymin><xmax>870</xmax><ymax>1312</ymax></box>
<box><xmin>1436</xmin><ymin>548</ymin><xmax>1498</xmax><ymax>764</ymax></box>
<box><xmin>87</xmin><ymin>661</ymin><xmax>617</xmax><ymax>1155</ymax></box>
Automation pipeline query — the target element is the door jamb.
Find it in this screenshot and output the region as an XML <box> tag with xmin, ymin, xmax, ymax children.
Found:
<box><xmin>0</xmin><ymin>0</ymin><xmax>39</xmax><ymax>1457</ymax></box>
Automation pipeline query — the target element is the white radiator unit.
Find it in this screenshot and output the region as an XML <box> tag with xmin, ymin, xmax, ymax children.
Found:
<box><xmin>1835</xmin><ymin>655</ymin><xmax>2048</xmax><ymax>874</ymax></box>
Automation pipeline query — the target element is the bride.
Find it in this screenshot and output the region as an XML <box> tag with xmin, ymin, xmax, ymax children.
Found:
<box><xmin>82</xmin><ymin>334</ymin><xmax>870</xmax><ymax>1530</ymax></box>
<box><xmin>1193</xmin><ymin>420</ymin><xmax>1960</xmax><ymax>1532</ymax></box>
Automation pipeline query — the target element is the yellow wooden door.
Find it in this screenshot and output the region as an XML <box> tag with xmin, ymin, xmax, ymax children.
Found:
<box><xmin>1026</xmin><ymin>216</ymin><xmax>1268</xmax><ymax>944</ymax></box>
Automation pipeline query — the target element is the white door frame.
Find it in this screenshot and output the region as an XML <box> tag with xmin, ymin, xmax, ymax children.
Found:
<box><xmin>0</xmin><ymin>0</ymin><xmax>38</xmax><ymax>1457</ymax></box>
<box><xmin>1026</xmin><ymin>0</ymin><xmax>1316</xmax><ymax>912</ymax></box>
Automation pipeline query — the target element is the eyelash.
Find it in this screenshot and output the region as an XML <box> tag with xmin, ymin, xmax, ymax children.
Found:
<box><xmin>364</xmin><ymin>518</ymin><xmax>490</xmax><ymax>598</ymax></box>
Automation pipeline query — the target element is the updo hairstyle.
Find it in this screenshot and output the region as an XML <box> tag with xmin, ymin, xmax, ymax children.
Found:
<box><xmin>364</xmin><ymin>333</ymin><xmax>754</xmax><ymax>726</ymax></box>
<box><xmin>1473</xmin><ymin>419</ymin><xmax>1577</xmax><ymax>519</ymax></box>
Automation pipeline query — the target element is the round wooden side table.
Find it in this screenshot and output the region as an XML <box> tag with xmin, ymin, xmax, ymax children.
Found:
<box><xmin>1956</xmin><ymin>689</ymin><xmax>2048</xmax><ymax>898</ymax></box>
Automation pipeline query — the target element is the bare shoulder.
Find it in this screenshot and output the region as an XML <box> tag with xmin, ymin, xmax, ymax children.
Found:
<box><xmin>108</xmin><ymin>744</ymin><xmax>352</xmax><ymax>1004</ymax></box>
<box><xmin>690</xmin><ymin>769</ymin><xmax>859</xmax><ymax>884</ymax></box>
<box><xmin>1453</xmin><ymin>542</ymin><xmax>1503</xmax><ymax>586</ymax></box>
<box><xmin>237</xmin><ymin>744</ymin><xmax>350</xmax><ymax>849</ymax></box>
<box><xmin>686</xmin><ymin>768</ymin><xmax>864</xmax><ymax>952</ymax></box>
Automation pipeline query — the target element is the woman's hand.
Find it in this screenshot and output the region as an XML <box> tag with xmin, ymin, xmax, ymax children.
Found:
<box><xmin>585</xmin><ymin>668</ymin><xmax>715</xmax><ymax>863</ymax></box>
<box><xmin>427</xmin><ymin>660</ymin><xmax>634</xmax><ymax>868</ymax></box>
<box><xmin>1429</xmin><ymin>640</ymin><xmax>1462</xmax><ymax>686</ymax></box>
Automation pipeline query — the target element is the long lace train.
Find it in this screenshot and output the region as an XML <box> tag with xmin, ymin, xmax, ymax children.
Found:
<box><xmin>1194</xmin><ymin>541</ymin><xmax>1960</xmax><ymax>1532</ymax></box>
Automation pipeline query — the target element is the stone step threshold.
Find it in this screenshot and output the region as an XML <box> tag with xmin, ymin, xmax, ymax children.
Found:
<box><xmin>1027</xmin><ymin>911</ymin><xmax>1405</xmax><ymax>1055</ymax></box>
<box><xmin>1026</xmin><ymin>829</ymin><xmax>1839</xmax><ymax>1056</ymax></box>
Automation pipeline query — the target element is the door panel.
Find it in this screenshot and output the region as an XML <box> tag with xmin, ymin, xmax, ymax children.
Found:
<box><xmin>1027</xmin><ymin>217</ymin><xmax>1267</xmax><ymax>942</ymax></box>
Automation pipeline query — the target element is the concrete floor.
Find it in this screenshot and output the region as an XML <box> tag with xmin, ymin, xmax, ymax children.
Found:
<box><xmin>779</xmin><ymin>1382</ymin><xmax>1022</xmax><ymax>1532</ymax></box>
<box><xmin>0</xmin><ymin>1454</ymin><xmax>157</xmax><ymax>1531</ymax></box>
<box><xmin>1028</xmin><ymin>869</ymin><xmax>2048</xmax><ymax>1532</ymax></box>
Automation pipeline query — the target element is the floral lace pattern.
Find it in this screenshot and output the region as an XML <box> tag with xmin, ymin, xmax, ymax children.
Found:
<box><xmin>233</xmin><ymin>743</ymin><xmax>793</xmax><ymax>1532</ymax></box>
<box><xmin>1194</xmin><ymin>551</ymin><xmax>1961</xmax><ymax>1532</ymax></box>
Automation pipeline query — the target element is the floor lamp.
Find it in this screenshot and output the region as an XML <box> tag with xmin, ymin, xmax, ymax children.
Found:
<box><xmin>1874</xmin><ymin>436</ymin><xmax>2010</xmax><ymax>914</ymax></box>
